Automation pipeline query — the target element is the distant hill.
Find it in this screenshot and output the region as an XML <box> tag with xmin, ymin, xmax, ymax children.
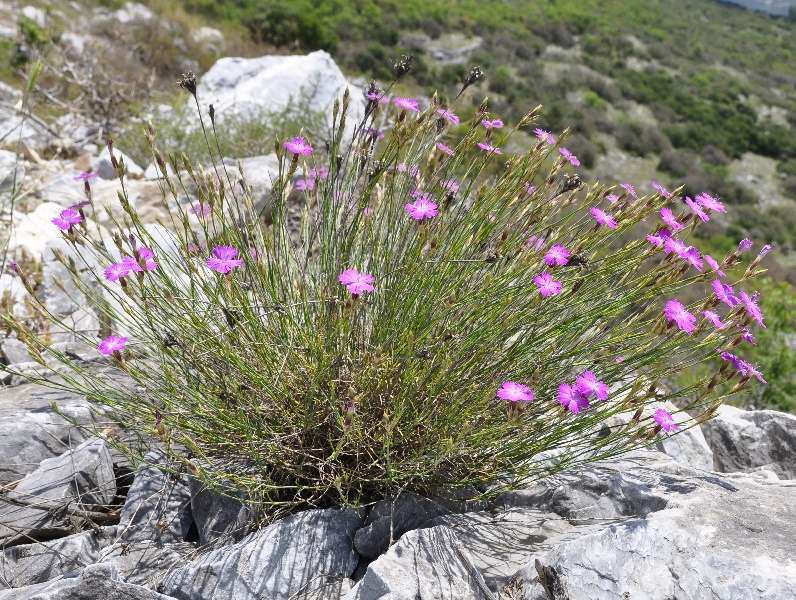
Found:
<box><xmin>718</xmin><ymin>0</ymin><xmax>796</xmax><ymax>17</ymax></box>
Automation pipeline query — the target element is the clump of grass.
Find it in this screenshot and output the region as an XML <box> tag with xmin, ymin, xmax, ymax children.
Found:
<box><xmin>3</xmin><ymin>65</ymin><xmax>768</xmax><ymax>514</ymax></box>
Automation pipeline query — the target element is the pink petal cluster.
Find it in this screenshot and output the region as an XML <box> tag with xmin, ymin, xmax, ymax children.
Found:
<box><xmin>73</xmin><ymin>171</ymin><xmax>99</xmax><ymax>181</ymax></box>
<box><xmin>719</xmin><ymin>351</ymin><xmax>766</xmax><ymax>383</ymax></box>
<box><xmin>52</xmin><ymin>209</ymin><xmax>82</xmax><ymax>231</ymax></box>
<box><xmin>695</xmin><ymin>193</ymin><xmax>726</xmax><ymax>213</ymax></box>
<box><xmin>207</xmin><ymin>246</ymin><xmax>243</xmax><ymax>274</ymax></box>
<box><xmin>664</xmin><ymin>299</ymin><xmax>696</xmax><ymax>335</ymax></box>
<box><xmin>437</xmin><ymin>109</ymin><xmax>459</xmax><ymax>124</ymax></box>
<box><xmin>190</xmin><ymin>202</ymin><xmax>212</xmax><ymax>218</ymax></box>
<box><xmin>477</xmin><ymin>142</ymin><xmax>503</xmax><ymax>155</ymax></box>
<box><xmin>620</xmin><ymin>183</ymin><xmax>637</xmax><ymax>199</ymax></box>
<box><xmin>296</xmin><ymin>179</ymin><xmax>315</xmax><ymax>191</ymax></box>
<box><xmin>524</xmin><ymin>234</ymin><xmax>544</xmax><ymax>250</ymax></box>
<box><xmin>660</xmin><ymin>207</ymin><xmax>685</xmax><ymax>231</ymax></box>
<box><xmin>558</xmin><ymin>383</ymin><xmax>590</xmax><ymax>413</ymax></box>
<box><xmin>436</xmin><ymin>142</ymin><xmax>454</xmax><ymax>156</ymax></box>
<box><xmin>308</xmin><ymin>168</ymin><xmax>329</xmax><ymax>180</ymax></box>
<box><xmin>558</xmin><ymin>148</ymin><xmax>580</xmax><ymax>166</ymax></box>
<box><xmin>652</xmin><ymin>181</ymin><xmax>671</xmax><ymax>198</ymax></box>
<box><xmin>544</xmin><ymin>244</ymin><xmax>570</xmax><ymax>266</ymax></box>
<box><xmin>534</xmin><ymin>128</ymin><xmax>555</xmax><ymax>144</ymax></box>
<box><xmin>339</xmin><ymin>268</ymin><xmax>375</xmax><ymax>295</ymax></box>
<box><xmin>481</xmin><ymin>119</ymin><xmax>504</xmax><ymax>129</ymax></box>
<box><xmin>534</xmin><ymin>273</ymin><xmax>562</xmax><ymax>296</ymax></box>
<box><xmin>705</xmin><ymin>255</ymin><xmax>725</xmax><ymax>276</ymax></box>
<box><xmin>394</xmin><ymin>97</ymin><xmax>420</xmax><ymax>112</ymax></box>
<box><xmin>440</xmin><ymin>179</ymin><xmax>459</xmax><ymax>193</ymax></box>
<box><xmin>647</xmin><ymin>228</ymin><xmax>672</xmax><ymax>247</ymax></box>
<box><xmin>397</xmin><ymin>163</ymin><xmax>420</xmax><ymax>177</ymax></box>
<box><xmin>284</xmin><ymin>137</ymin><xmax>313</xmax><ymax>155</ymax></box>
<box><xmin>740</xmin><ymin>291</ymin><xmax>765</xmax><ymax>328</ymax></box>
<box><xmin>497</xmin><ymin>381</ymin><xmax>535</xmax><ymax>403</ymax></box>
<box><xmin>575</xmin><ymin>370</ymin><xmax>609</xmax><ymax>401</ymax></box>
<box><xmin>685</xmin><ymin>197</ymin><xmax>709</xmax><ymax>222</ymax></box>
<box><xmin>366</xmin><ymin>128</ymin><xmax>385</xmax><ymax>139</ymax></box>
<box><xmin>702</xmin><ymin>310</ymin><xmax>726</xmax><ymax>328</ymax></box>
<box><xmin>653</xmin><ymin>408</ymin><xmax>679</xmax><ymax>432</ymax></box>
<box><xmin>406</xmin><ymin>198</ymin><xmax>438</xmax><ymax>220</ymax></box>
<box><xmin>98</xmin><ymin>335</ymin><xmax>127</xmax><ymax>355</ymax></box>
<box><xmin>738</xmin><ymin>238</ymin><xmax>753</xmax><ymax>253</ymax></box>
<box><xmin>591</xmin><ymin>207</ymin><xmax>617</xmax><ymax>229</ymax></box>
<box><xmin>713</xmin><ymin>280</ymin><xmax>740</xmax><ymax>307</ymax></box>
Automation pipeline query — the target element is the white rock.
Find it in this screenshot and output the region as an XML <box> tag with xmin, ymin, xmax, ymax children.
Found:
<box><xmin>192</xmin><ymin>26</ymin><xmax>224</xmax><ymax>45</ymax></box>
<box><xmin>196</xmin><ymin>51</ymin><xmax>365</xmax><ymax>141</ymax></box>
<box><xmin>143</xmin><ymin>161</ymin><xmax>175</xmax><ymax>180</ymax></box>
<box><xmin>111</xmin><ymin>2</ymin><xmax>155</xmax><ymax>24</ymax></box>
<box><xmin>8</xmin><ymin>202</ymin><xmax>70</xmax><ymax>261</ymax></box>
<box><xmin>21</xmin><ymin>5</ymin><xmax>47</xmax><ymax>27</ymax></box>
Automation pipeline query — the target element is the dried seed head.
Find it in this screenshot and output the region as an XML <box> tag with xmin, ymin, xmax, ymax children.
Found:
<box><xmin>392</xmin><ymin>54</ymin><xmax>414</xmax><ymax>79</ymax></box>
<box><xmin>463</xmin><ymin>66</ymin><xmax>485</xmax><ymax>89</ymax></box>
<box><xmin>177</xmin><ymin>72</ymin><xmax>197</xmax><ymax>97</ymax></box>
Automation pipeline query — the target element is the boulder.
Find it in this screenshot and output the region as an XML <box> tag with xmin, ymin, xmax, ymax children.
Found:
<box><xmin>345</xmin><ymin>526</ymin><xmax>493</xmax><ymax>600</ymax></box>
<box><xmin>0</xmin><ymin>526</ymin><xmax>117</xmax><ymax>589</ymax></box>
<box><xmin>0</xmin><ymin>383</ymin><xmax>98</xmax><ymax>485</ymax></box>
<box><xmin>187</xmin><ymin>477</ymin><xmax>252</xmax><ymax>546</ymax></box>
<box><xmin>0</xmin><ymin>437</ymin><xmax>116</xmax><ymax>545</ymax></box>
<box><xmin>8</xmin><ymin>203</ymin><xmax>73</xmax><ymax>262</ymax></box>
<box><xmin>354</xmin><ymin>492</ymin><xmax>451</xmax><ymax>559</ymax></box>
<box><xmin>92</xmin><ymin>147</ymin><xmax>143</xmax><ymax>180</ymax></box>
<box><xmin>161</xmin><ymin>508</ymin><xmax>362</xmax><ymax>600</ymax></box>
<box><xmin>0</xmin><ymin>562</ymin><xmax>176</xmax><ymax>599</ymax></box>
<box><xmin>509</xmin><ymin>451</ymin><xmax>796</xmax><ymax>599</ymax></box>
<box><xmin>196</xmin><ymin>51</ymin><xmax>365</xmax><ymax>139</ymax></box>
<box><xmin>702</xmin><ymin>405</ymin><xmax>796</xmax><ymax>479</ymax></box>
<box><xmin>117</xmin><ymin>450</ymin><xmax>193</xmax><ymax>545</ymax></box>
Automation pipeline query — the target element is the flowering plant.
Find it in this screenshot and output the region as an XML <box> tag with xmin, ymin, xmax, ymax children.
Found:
<box><xmin>3</xmin><ymin>69</ymin><xmax>768</xmax><ymax>510</ymax></box>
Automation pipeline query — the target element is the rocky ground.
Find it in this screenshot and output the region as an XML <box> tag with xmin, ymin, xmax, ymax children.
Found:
<box><xmin>0</xmin><ymin>367</ymin><xmax>794</xmax><ymax>599</ymax></box>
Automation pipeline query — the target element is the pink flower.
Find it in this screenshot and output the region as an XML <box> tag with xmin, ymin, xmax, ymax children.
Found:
<box><xmin>720</xmin><ymin>350</ymin><xmax>746</xmax><ymax>373</ymax></box>
<box><xmin>558</xmin><ymin>148</ymin><xmax>580</xmax><ymax>166</ymax></box>
<box><xmin>394</xmin><ymin>97</ymin><xmax>420</xmax><ymax>112</ymax></box>
<box><xmin>123</xmin><ymin>248</ymin><xmax>157</xmax><ymax>272</ymax></box>
<box><xmin>98</xmin><ymin>335</ymin><xmax>127</xmax><ymax>355</ymax></box>
<box><xmin>685</xmin><ymin>197</ymin><xmax>709</xmax><ymax>222</ymax></box>
<box><xmin>591</xmin><ymin>207</ymin><xmax>617</xmax><ymax>229</ymax></box>
<box><xmin>497</xmin><ymin>381</ymin><xmax>535</xmax><ymax>403</ymax></box>
<box><xmin>190</xmin><ymin>202</ymin><xmax>211</xmax><ymax>218</ymax></box>
<box><xmin>524</xmin><ymin>234</ymin><xmax>544</xmax><ymax>250</ymax></box>
<box><xmin>544</xmin><ymin>244</ymin><xmax>570</xmax><ymax>266</ymax></box>
<box><xmin>664</xmin><ymin>237</ymin><xmax>688</xmax><ymax>257</ymax></box>
<box><xmin>104</xmin><ymin>262</ymin><xmax>131</xmax><ymax>281</ymax></box>
<box><xmin>702</xmin><ymin>310</ymin><xmax>726</xmax><ymax>328</ymax></box>
<box><xmin>647</xmin><ymin>228</ymin><xmax>672</xmax><ymax>247</ymax></box>
<box><xmin>653</xmin><ymin>408</ymin><xmax>679</xmax><ymax>432</ymax></box>
<box><xmin>534</xmin><ymin>273</ymin><xmax>562</xmax><ymax>296</ymax></box>
<box><xmin>620</xmin><ymin>183</ymin><xmax>637</xmax><ymax>199</ymax></box>
<box><xmin>664</xmin><ymin>299</ymin><xmax>696</xmax><ymax>335</ymax></box>
<box><xmin>742</xmin><ymin>328</ymin><xmax>757</xmax><ymax>345</ymax></box>
<box><xmin>397</xmin><ymin>163</ymin><xmax>420</xmax><ymax>177</ymax></box>
<box><xmin>739</xmin><ymin>360</ymin><xmax>766</xmax><ymax>383</ymax></box>
<box><xmin>713</xmin><ymin>279</ymin><xmax>741</xmax><ymax>307</ymax></box>
<box><xmin>437</xmin><ymin>109</ymin><xmax>459</xmax><ymax>124</ymax></box>
<box><xmin>440</xmin><ymin>179</ymin><xmax>459</xmax><ymax>193</ymax></box>
<box><xmin>740</xmin><ymin>291</ymin><xmax>765</xmax><ymax>328</ymax></box>
<box><xmin>652</xmin><ymin>181</ymin><xmax>671</xmax><ymax>198</ymax></box>
<box><xmin>73</xmin><ymin>171</ymin><xmax>99</xmax><ymax>181</ymax></box>
<box><xmin>524</xmin><ymin>183</ymin><xmax>535</xmax><ymax>195</ymax></box>
<box><xmin>695</xmin><ymin>193</ymin><xmax>726</xmax><ymax>213</ymax></box>
<box><xmin>52</xmin><ymin>209</ymin><xmax>82</xmax><ymax>231</ymax></box>
<box><xmin>534</xmin><ymin>128</ymin><xmax>555</xmax><ymax>144</ymax></box>
<box><xmin>436</xmin><ymin>142</ymin><xmax>455</xmax><ymax>156</ymax></box>
<box><xmin>738</xmin><ymin>238</ymin><xmax>753</xmax><ymax>253</ymax></box>
<box><xmin>481</xmin><ymin>119</ymin><xmax>504</xmax><ymax>129</ymax></box>
<box><xmin>406</xmin><ymin>198</ymin><xmax>438</xmax><ymax>220</ymax></box>
<box><xmin>308</xmin><ymin>168</ymin><xmax>329</xmax><ymax>180</ymax></box>
<box><xmin>660</xmin><ymin>207</ymin><xmax>685</xmax><ymax>231</ymax></box>
<box><xmin>558</xmin><ymin>383</ymin><xmax>590</xmax><ymax>413</ymax></box>
<box><xmin>296</xmin><ymin>179</ymin><xmax>315</xmax><ymax>191</ymax></box>
<box><xmin>575</xmin><ymin>371</ymin><xmax>609</xmax><ymax>401</ymax></box>
<box><xmin>207</xmin><ymin>246</ymin><xmax>243</xmax><ymax>274</ymax></box>
<box><xmin>477</xmin><ymin>142</ymin><xmax>503</xmax><ymax>155</ymax></box>
<box><xmin>759</xmin><ymin>244</ymin><xmax>772</xmax><ymax>258</ymax></box>
<box><xmin>366</xmin><ymin>129</ymin><xmax>385</xmax><ymax>139</ymax></box>
<box><xmin>705</xmin><ymin>255</ymin><xmax>725</xmax><ymax>277</ymax></box>
<box><xmin>606</xmin><ymin>194</ymin><xmax>620</xmax><ymax>204</ymax></box>
<box><xmin>284</xmin><ymin>137</ymin><xmax>313</xmax><ymax>155</ymax></box>
<box><xmin>339</xmin><ymin>268</ymin><xmax>375</xmax><ymax>295</ymax></box>
<box><xmin>683</xmin><ymin>246</ymin><xmax>703</xmax><ymax>272</ymax></box>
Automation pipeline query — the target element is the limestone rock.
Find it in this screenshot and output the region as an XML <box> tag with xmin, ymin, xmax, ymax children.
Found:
<box><xmin>702</xmin><ymin>404</ymin><xmax>796</xmax><ymax>479</ymax></box>
<box><xmin>187</xmin><ymin>477</ymin><xmax>252</xmax><ymax>546</ymax></box>
<box><xmin>0</xmin><ymin>383</ymin><xmax>97</xmax><ymax>485</ymax></box>
<box><xmin>161</xmin><ymin>508</ymin><xmax>362</xmax><ymax>600</ymax></box>
<box><xmin>92</xmin><ymin>147</ymin><xmax>143</xmax><ymax>180</ymax></box>
<box><xmin>346</xmin><ymin>526</ymin><xmax>492</xmax><ymax>600</ymax></box>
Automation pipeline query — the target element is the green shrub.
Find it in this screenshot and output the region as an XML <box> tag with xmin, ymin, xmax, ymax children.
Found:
<box><xmin>5</xmin><ymin>75</ymin><xmax>768</xmax><ymax>510</ymax></box>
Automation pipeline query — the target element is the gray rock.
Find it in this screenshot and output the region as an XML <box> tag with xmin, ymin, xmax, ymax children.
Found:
<box><xmin>0</xmin><ymin>383</ymin><xmax>98</xmax><ymax>485</ymax></box>
<box><xmin>92</xmin><ymin>147</ymin><xmax>143</xmax><ymax>180</ymax></box>
<box><xmin>0</xmin><ymin>526</ymin><xmax>117</xmax><ymax>589</ymax></box>
<box><xmin>99</xmin><ymin>540</ymin><xmax>196</xmax><ymax>588</ymax></box>
<box><xmin>187</xmin><ymin>477</ymin><xmax>252</xmax><ymax>546</ymax></box>
<box><xmin>511</xmin><ymin>451</ymin><xmax>796</xmax><ymax>599</ymax></box>
<box><xmin>0</xmin><ymin>437</ymin><xmax>116</xmax><ymax>545</ymax></box>
<box><xmin>702</xmin><ymin>405</ymin><xmax>796</xmax><ymax>479</ymax></box>
<box><xmin>161</xmin><ymin>508</ymin><xmax>362</xmax><ymax>600</ymax></box>
<box><xmin>1</xmin><ymin>339</ymin><xmax>30</xmax><ymax>366</ymax></box>
<box><xmin>117</xmin><ymin>451</ymin><xmax>193</xmax><ymax>545</ymax></box>
<box><xmin>354</xmin><ymin>492</ymin><xmax>451</xmax><ymax>559</ymax></box>
<box><xmin>0</xmin><ymin>562</ymin><xmax>176</xmax><ymax>599</ymax></box>
<box><xmin>430</xmin><ymin>508</ymin><xmax>573</xmax><ymax>590</ymax></box>
<box><xmin>345</xmin><ymin>526</ymin><xmax>493</xmax><ymax>600</ymax></box>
